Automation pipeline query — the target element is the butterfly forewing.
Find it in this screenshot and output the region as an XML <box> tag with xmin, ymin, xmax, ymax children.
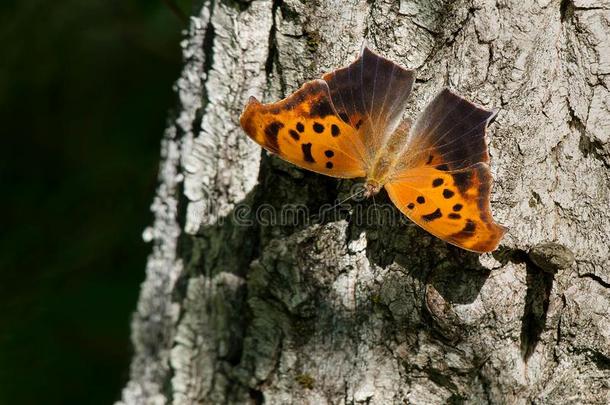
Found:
<box><xmin>322</xmin><ymin>47</ymin><xmax>415</xmax><ymax>162</ymax></box>
<box><xmin>240</xmin><ymin>79</ymin><xmax>366</xmax><ymax>178</ymax></box>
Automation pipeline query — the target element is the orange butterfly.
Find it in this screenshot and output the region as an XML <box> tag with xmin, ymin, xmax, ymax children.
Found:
<box><xmin>240</xmin><ymin>46</ymin><xmax>506</xmax><ymax>253</ymax></box>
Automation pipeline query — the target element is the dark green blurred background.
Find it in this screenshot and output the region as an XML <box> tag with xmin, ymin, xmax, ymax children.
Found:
<box><xmin>0</xmin><ymin>1</ymin><xmax>189</xmax><ymax>403</ymax></box>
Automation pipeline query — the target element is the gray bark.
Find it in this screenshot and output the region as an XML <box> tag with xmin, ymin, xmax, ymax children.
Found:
<box><xmin>119</xmin><ymin>0</ymin><xmax>610</xmax><ymax>403</ymax></box>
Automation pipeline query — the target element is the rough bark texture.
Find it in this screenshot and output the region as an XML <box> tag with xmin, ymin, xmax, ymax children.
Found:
<box><xmin>119</xmin><ymin>0</ymin><xmax>610</xmax><ymax>403</ymax></box>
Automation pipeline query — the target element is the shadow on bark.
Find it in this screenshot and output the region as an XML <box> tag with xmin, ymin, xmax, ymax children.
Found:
<box><xmin>174</xmin><ymin>154</ymin><xmax>496</xmax><ymax>397</ymax></box>
<box><xmin>520</xmin><ymin>264</ymin><xmax>554</xmax><ymax>361</ymax></box>
<box><xmin>494</xmin><ymin>248</ymin><xmax>554</xmax><ymax>361</ymax></box>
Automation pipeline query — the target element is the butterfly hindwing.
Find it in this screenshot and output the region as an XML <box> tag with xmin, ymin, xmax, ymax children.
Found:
<box><xmin>240</xmin><ymin>79</ymin><xmax>366</xmax><ymax>178</ymax></box>
<box><xmin>385</xmin><ymin>163</ymin><xmax>506</xmax><ymax>253</ymax></box>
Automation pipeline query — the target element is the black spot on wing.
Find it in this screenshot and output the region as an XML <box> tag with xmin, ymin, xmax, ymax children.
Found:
<box><xmin>326</xmin><ymin>161</ymin><xmax>333</xmax><ymax>169</ymax></box>
<box><xmin>432</xmin><ymin>178</ymin><xmax>443</xmax><ymax>187</ymax></box>
<box><xmin>451</xmin><ymin>219</ymin><xmax>476</xmax><ymax>240</ymax></box>
<box><xmin>407</xmin><ymin>203</ymin><xmax>415</xmax><ymax>209</ymax></box>
<box><xmin>324</xmin><ymin>150</ymin><xmax>334</xmax><ymax>158</ymax></box>
<box><xmin>289</xmin><ymin>130</ymin><xmax>300</xmax><ymax>141</ymax></box>
<box><xmin>264</xmin><ymin>121</ymin><xmax>284</xmax><ymax>152</ymax></box>
<box><xmin>451</xmin><ymin>171</ymin><xmax>473</xmax><ymax>194</ymax></box>
<box><xmin>296</xmin><ymin>122</ymin><xmax>305</xmax><ymax>132</ymax></box>
<box><xmin>301</xmin><ymin>143</ymin><xmax>315</xmax><ymax>163</ymax></box>
<box><xmin>313</xmin><ymin>122</ymin><xmax>325</xmax><ymax>133</ymax></box>
<box><xmin>310</xmin><ymin>99</ymin><xmax>334</xmax><ymax>118</ymax></box>
<box><xmin>331</xmin><ymin>124</ymin><xmax>340</xmax><ymax>137</ymax></box>
<box><xmin>464</xmin><ymin>220</ymin><xmax>476</xmax><ymax>232</ymax></box>
<box><xmin>448</xmin><ymin>213</ymin><xmax>461</xmax><ymax>219</ymax></box>
<box><xmin>417</xmin><ymin>196</ymin><xmax>425</xmax><ymax>204</ymax></box>
<box><xmin>422</xmin><ymin>208</ymin><xmax>442</xmax><ymax>222</ymax></box>
<box><xmin>443</xmin><ymin>189</ymin><xmax>455</xmax><ymax>199</ymax></box>
<box><xmin>452</xmin><ymin>204</ymin><xmax>463</xmax><ymax>212</ymax></box>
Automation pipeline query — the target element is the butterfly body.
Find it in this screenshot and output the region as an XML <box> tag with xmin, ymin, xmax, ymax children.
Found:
<box><xmin>240</xmin><ymin>46</ymin><xmax>507</xmax><ymax>253</ymax></box>
<box><xmin>362</xmin><ymin>117</ymin><xmax>418</xmax><ymax>197</ymax></box>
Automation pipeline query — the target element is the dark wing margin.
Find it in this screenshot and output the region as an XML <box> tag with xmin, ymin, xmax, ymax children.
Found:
<box><xmin>405</xmin><ymin>88</ymin><xmax>498</xmax><ymax>171</ymax></box>
<box><xmin>322</xmin><ymin>46</ymin><xmax>415</xmax><ymax>149</ymax></box>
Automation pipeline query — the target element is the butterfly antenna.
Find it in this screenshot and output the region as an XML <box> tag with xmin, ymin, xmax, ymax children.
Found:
<box><xmin>322</xmin><ymin>186</ymin><xmax>365</xmax><ymax>216</ymax></box>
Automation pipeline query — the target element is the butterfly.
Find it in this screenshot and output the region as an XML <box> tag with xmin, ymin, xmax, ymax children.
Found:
<box><xmin>240</xmin><ymin>46</ymin><xmax>506</xmax><ymax>253</ymax></box>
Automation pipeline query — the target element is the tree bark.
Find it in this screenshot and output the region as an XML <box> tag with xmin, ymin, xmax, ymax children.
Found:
<box><xmin>119</xmin><ymin>0</ymin><xmax>610</xmax><ymax>403</ymax></box>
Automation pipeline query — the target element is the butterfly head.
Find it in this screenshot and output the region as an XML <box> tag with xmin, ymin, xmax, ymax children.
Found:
<box><xmin>363</xmin><ymin>179</ymin><xmax>382</xmax><ymax>198</ymax></box>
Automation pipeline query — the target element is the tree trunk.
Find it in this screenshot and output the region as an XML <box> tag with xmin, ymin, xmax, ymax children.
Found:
<box><xmin>119</xmin><ymin>0</ymin><xmax>610</xmax><ymax>403</ymax></box>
